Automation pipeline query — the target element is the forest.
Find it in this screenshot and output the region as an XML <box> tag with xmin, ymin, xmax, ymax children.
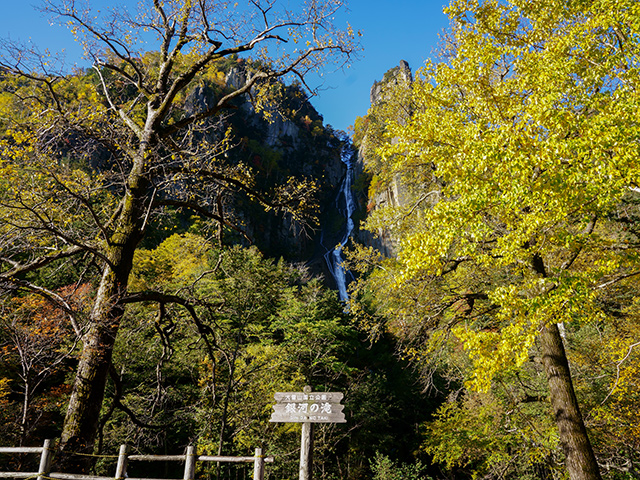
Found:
<box><xmin>1</xmin><ymin>1</ymin><xmax>639</xmax><ymax>480</ymax></box>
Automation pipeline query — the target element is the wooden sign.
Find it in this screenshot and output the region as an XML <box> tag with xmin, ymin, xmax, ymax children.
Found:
<box><xmin>269</xmin><ymin>391</ymin><xmax>346</xmax><ymax>423</ymax></box>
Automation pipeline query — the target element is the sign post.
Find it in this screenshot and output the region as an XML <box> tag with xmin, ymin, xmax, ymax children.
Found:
<box><xmin>299</xmin><ymin>412</ymin><xmax>313</xmax><ymax>480</ymax></box>
<box><xmin>270</xmin><ymin>385</ymin><xmax>346</xmax><ymax>480</ymax></box>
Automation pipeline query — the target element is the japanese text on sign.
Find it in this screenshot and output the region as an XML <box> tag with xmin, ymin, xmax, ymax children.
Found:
<box><xmin>270</xmin><ymin>391</ymin><xmax>346</xmax><ymax>424</ymax></box>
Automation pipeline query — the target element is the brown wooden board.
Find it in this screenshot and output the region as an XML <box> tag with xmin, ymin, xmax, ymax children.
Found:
<box><xmin>269</xmin><ymin>404</ymin><xmax>346</xmax><ymax>423</ymax></box>
<box><xmin>269</xmin><ymin>393</ymin><xmax>346</xmax><ymax>423</ymax></box>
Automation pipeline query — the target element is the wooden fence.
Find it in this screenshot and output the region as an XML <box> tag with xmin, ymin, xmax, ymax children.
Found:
<box><xmin>0</xmin><ymin>440</ymin><xmax>274</xmax><ymax>480</ymax></box>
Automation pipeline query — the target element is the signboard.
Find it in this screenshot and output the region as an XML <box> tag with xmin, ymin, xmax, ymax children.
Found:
<box><xmin>269</xmin><ymin>391</ymin><xmax>346</xmax><ymax>423</ymax></box>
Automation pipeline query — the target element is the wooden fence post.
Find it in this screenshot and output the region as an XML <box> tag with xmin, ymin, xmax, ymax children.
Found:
<box><xmin>2</xmin><ymin>440</ymin><xmax>271</xmax><ymax>480</ymax></box>
<box><xmin>253</xmin><ymin>448</ymin><xmax>265</xmax><ymax>480</ymax></box>
<box><xmin>115</xmin><ymin>444</ymin><xmax>130</xmax><ymax>480</ymax></box>
<box><xmin>183</xmin><ymin>446</ymin><xmax>196</xmax><ymax>480</ymax></box>
<box><xmin>36</xmin><ymin>439</ymin><xmax>53</xmax><ymax>480</ymax></box>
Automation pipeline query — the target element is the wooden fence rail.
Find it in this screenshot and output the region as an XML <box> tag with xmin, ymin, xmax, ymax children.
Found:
<box><xmin>0</xmin><ymin>440</ymin><xmax>273</xmax><ymax>480</ymax></box>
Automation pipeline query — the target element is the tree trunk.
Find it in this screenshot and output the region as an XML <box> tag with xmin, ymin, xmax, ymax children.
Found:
<box><xmin>57</xmin><ymin>258</ymin><xmax>133</xmax><ymax>472</ymax></box>
<box><xmin>57</xmin><ymin>319</ymin><xmax>120</xmax><ymax>471</ymax></box>
<box><xmin>539</xmin><ymin>323</ymin><xmax>602</xmax><ymax>480</ymax></box>
<box><xmin>20</xmin><ymin>376</ymin><xmax>30</xmax><ymax>446</ymax></box>
<box><xmin>57</xmin><ymin>166</ymin><xmax>148</xmax><ymax>472</ymax></box>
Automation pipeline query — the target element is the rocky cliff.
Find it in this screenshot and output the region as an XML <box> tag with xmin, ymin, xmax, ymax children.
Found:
<box><xmin>369</xmin><ymin>59</ymin><xmax>413</xmax><ymax>106</ymax></box>
<box><xmin>185</xmin><ymin>61</ymin><xmax>349</xmax><ymax>266</ymax></box>
<box><xmin>354</xmin><ymin>60</ymin><xmax>415</xmax><ymax>257</ymax></box>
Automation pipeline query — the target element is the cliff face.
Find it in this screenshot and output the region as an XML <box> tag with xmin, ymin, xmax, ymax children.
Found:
<box><xmin>354</xmin><ymin>60</ymin><xmax>415</xmax><ymax>257</ymax></box>
<box><xmin>185</xmin><ymin>59</ymin><xmax>417</xmax><ymax>266</ymax></box>
<box><xmin>186</xmin><ymin>63</ymin><xmax>348</xmax><ymax>263</ymax></box>
<box><xmin>369</xmin><ymin>59</ymin><xmax>413</xmax><ymax>106</ymax></box>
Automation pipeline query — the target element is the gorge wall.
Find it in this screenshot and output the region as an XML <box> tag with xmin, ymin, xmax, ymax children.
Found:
<box><xmin>353</xmin><ymin>60</ymin><xmax>416</xmax><ymax>258</ymax></box>
<box><xmin>186</xmin><ymin>61</ymin><xmax>349</xmax><ymax>269</ymax></box>
<box><xmin>188</xmin><ymin>59</ymin><xmax>418</xmax><ymax>292</ymax></box>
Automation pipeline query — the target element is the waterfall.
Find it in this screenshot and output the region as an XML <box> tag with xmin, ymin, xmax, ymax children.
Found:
<box><xmin>323</xmin><ymin>142</ymin><xmax>356</xmax><ymax>302</ymax></box>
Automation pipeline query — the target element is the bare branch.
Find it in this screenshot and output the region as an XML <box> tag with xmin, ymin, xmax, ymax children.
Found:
<box><xmin>156</xmin><ymin>199</ymin><xmax>252</xmax><ymax>242</ymax></box>
<box><xmin>596</xmin><ymin>271</ymin><xmax>640</xmax><ymax>290</ymax></box>
<box><xmin>0</xmin><ymin>245</ymin><xmax>85</xmax><ymax>278</ymax></box>
<box><xmin>0</xmin><ymin>276</ymin><xmax>84</xmax><ymax>337</ymax></box>
<box><xmin>601</xmin><ymin>341</ymin><xmax>640</xmax><ymax>405</ymax></box>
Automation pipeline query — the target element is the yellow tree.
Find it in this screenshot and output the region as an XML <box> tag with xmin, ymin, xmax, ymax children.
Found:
<box><xmin>0</xmin><ymin>0</ymin><xmax>357</xmax><ymax>469</ymax></box>
<box><xmin>356</xmin><ymin>1</ymin><xmax>640</xmax><ymax>479</ymax></box>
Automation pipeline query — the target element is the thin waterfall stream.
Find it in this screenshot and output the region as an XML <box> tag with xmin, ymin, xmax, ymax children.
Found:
<box><xmin>323</xmin><ymin>143</ymin><xmax>356</xmax><ymax>302</ymax></box>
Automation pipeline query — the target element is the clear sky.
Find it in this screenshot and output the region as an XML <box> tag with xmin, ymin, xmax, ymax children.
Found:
<box><xmin>312</xmin><ymin>0</ymin><xmax>450</xmax><ymax>133</ymax></box>
<box><xmin>0</xmin><ymin>0</ymin><xmax>450</xmax><ymax>134</ymax></box>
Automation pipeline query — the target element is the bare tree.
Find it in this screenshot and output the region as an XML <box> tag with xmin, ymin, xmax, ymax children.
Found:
<box><xmin>0</xmin><ymin>0</ymin><xmax>357</xmax><ymax>469</ymax></box>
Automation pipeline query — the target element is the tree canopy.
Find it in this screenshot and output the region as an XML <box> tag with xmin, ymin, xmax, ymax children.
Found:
<box><xmin>352</xmin><ymin>0</ymin><xmax>640</xmax><ymax>479</ymax></box>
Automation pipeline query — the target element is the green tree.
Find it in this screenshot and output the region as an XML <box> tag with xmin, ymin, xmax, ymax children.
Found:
<box><xmin>0</xmin><ymin>0</ymin><xmax>357</xmax><ymax>468</ymax></box>
<box><xmin>354</xmin><ymin>1</ymin><xmax>640</xmax><ymax>479</ymax></box>
<box><xmin>101</xmin><ymin>234</ymin><xmax>381</xmax><ymax>479</ymax></box>
<box><xmin>370</xmin><ymin>452</ymin><xmax>430</xmax><ymax>480</ymax></box>
<box><xmin>81</xmin><ymin>231</ymin><xmax>433</xmax><ymax>480</ymax></box>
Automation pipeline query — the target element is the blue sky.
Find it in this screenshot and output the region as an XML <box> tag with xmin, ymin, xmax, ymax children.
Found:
<box><xmin>0</xmin><ymin>0</ymin><xmax>450</xmax><ymax>133</ymax></box>
<box><xmin>313</xmin><ymin>0</ymin><xmax>450</xmax><ymax>132</ymax></box>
